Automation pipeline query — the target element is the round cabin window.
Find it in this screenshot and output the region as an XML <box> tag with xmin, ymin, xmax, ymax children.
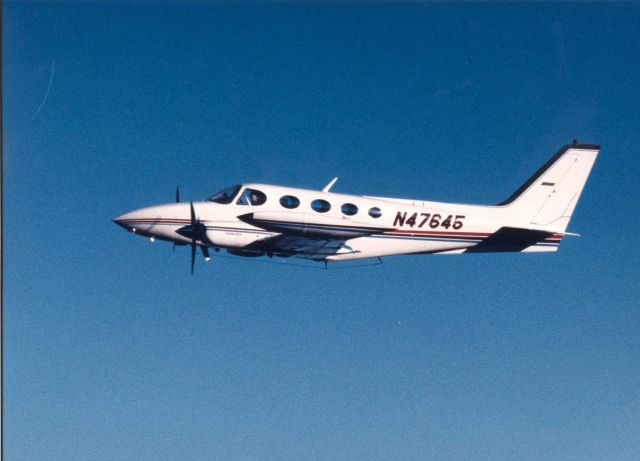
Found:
<box><xmin>311</xmin><ymin>199</ymin><xmax>331</xmax><ymax>213</ymax></box>
<box><xmin>280</xmin><ymin>195</ymin><xmax>300</xmax><ymax>209</ymax></box>
<box><xmin>341</xmin><ymin>203</ymin><xmax>358</xmax><ymax>216</ymax></box>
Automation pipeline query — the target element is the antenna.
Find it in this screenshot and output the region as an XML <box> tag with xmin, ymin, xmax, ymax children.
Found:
<box><xmin>322</xmin><ymin>177</ymin><xmax>338</xmax><ymax>192</ymax></box>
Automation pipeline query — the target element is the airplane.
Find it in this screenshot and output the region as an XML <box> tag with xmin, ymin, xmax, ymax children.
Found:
<box><xmin>113</xmin><ymin>142</ymin><xmax>599</xmax><ymax>272</ymax></box>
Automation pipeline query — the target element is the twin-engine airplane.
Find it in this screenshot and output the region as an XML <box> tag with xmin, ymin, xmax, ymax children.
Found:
<box><xmin>114</xmin><ymin>142</ymin><xmax>599</xmax><ymax>272</ymax></box>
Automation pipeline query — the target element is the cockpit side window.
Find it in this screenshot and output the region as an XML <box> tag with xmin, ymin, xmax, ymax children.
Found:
<box><xmin>237</xmin><ymin>188</ymin><xmax>267</xmax><ymax>206</ymax></box>
<box><xmin>208</xmin><ymin>185</ymin><xmax>241</xmax><ymax>204</ymax></box>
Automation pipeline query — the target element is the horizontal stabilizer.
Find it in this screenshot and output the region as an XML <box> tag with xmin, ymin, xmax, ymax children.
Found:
<box><xmin>465</xmin><ymin>227</ymin><xmax>560</xmax><ymax>253</ymax></box>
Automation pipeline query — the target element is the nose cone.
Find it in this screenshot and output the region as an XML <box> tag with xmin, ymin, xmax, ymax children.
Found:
<box><xmin>113</xmin><ymin>203</ymin><xmax>192</xmax><ymax>237</ymax></box>
<box><xmin>113</xmin><ymin>210</ymin><xmax>142</xmax><ymax>232</ymax></box>
<box><xmin>113</xmin><ymin>219</ymin><xmax>131</xmax><ymax>231</ymax></box>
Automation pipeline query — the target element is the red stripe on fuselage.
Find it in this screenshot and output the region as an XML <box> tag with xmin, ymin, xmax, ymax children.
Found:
<box><xmin>387</xmin><ymin>229</ymin><xmax>491</xmax><ymax>237</ymax></box>
<box><xmin>118</xmin><ymin>218</ymin><xmax>191</xmax><ymax>223</ymax></box>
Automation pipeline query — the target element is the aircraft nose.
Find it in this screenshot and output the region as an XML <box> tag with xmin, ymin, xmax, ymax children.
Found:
<box><xmin>113</xmin><ymin>211</ymin><xmax>138</xmax><ymax>232</ymax></box>
<box><xmin>113</xmin><ymin>203</ymin><xmax>189</xmax><ymax>235</ymax></box>
<box><xmin>113</xmin><ymin>218</ymin><xmax>130</xmax><ymax>231</ymax></box>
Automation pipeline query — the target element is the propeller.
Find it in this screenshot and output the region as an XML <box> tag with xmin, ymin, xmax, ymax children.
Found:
<box><xmin>174</xmin><ymin>186</ymin><xmax>180</xmax><ymax>251</ymax></box>
<box><xmin>176</xmin><ymin>201</ymin><xmax>211</xmax><ymax>274</ymax></box>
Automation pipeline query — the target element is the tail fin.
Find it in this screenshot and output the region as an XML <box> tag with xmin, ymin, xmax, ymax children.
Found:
<box><xmin>498</xmin><ymin>143</ymin><xmax>599</xmax><ymax>232</ymax></box>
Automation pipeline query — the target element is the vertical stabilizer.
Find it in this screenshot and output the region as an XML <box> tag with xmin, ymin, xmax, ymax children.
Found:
<box><xmin>498</xmin><ymin>143</ymin><xmax>599</xmax><ymax>232</ymax></box>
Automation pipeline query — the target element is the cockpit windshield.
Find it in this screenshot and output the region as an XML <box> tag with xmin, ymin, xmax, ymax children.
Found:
<box><xmin>208</xmin><ymin>185</ymin><xmax>241</xmax><ymax>204</ymax></box>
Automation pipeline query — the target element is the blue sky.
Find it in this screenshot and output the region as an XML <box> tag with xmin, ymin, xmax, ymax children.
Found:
<box><xmin>4</xmin><ymin>3</ymin><xmax>640</xmax><ymax>460</ymax></box>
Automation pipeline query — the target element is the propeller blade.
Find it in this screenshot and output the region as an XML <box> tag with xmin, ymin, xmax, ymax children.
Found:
<box><xmin>191</xmin><ymin>202</ymin><xmax>197</xmax><ymax>274</ymax></box>
<box><xmin>176</xmin><ymin>186</ymin><xmax>180</xmax><ymax>203</ymax></box>
<box><xmin>201</xmin><ymin>245</ymin><xmax>211</xmax><ymax>262</ymax></box>
<box><xmin>187</xmin><ymin>201</ymin><xmax>209</xmax><ymax>273</ymax></box>
<box><xmin>191</xmin><ymin>240</ymin><xmax>196</xmax><ymax>275</ymax></box>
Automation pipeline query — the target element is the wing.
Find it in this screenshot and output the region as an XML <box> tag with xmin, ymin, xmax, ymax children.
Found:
<box><xmin>243</xmin><ymin>234</ymin><xmax>357</xmax><ymax>261</ymax></box>
<box><xmin>237</xmin><ymin>211</ymin><xmax>392</xmax><ymax>239</ymax></box>
<box><xmin>235</xmin><ymin>211</ymin><xmax>390</xmax><ymax>261</ymax></box>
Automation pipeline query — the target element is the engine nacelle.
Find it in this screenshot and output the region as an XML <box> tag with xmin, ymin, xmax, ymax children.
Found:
<box><xmin>205</xmin><ymin>228</ymin><xmax>269</xmax><ymax>249</ymax></box>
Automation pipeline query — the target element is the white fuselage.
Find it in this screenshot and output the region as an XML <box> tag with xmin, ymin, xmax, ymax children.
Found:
<box><xmin>113</xmin><ymin>183</ymin><xmax>561</xmax><ymax>261</ymax></box>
